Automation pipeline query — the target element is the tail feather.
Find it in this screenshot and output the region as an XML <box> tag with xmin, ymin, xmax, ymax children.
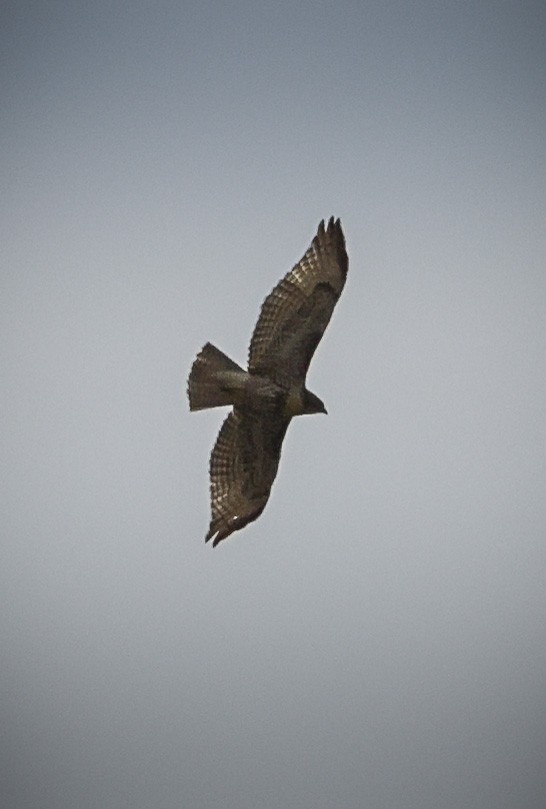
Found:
<box><xmin>187</xmin><ymin>343</ymin><xmax>246</xmax><ymax>411</ymax></box>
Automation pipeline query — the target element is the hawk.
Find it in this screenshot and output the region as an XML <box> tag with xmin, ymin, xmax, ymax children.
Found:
<box><xmin>188</xmin><ymin>217</ymin><xmax>348</xmax><ymax>546</ymax></box>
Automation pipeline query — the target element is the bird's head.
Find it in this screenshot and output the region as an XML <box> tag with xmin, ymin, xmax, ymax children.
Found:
<box><xmin>302</xmin><ymin>389</ymin><xmax>327</xmax><ymax>415</ymax></box>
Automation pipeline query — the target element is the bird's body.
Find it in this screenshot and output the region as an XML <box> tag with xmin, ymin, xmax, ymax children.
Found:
<box><xmin>188</xmin><ymin>217</ymin><xmax>348</xmax><ymax>546</ymax></box>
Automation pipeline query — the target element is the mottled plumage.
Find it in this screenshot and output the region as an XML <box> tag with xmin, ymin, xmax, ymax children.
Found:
<box><xmin>187</xmin><ymin>217</ymin><xmax>348</xmax><ymax>546</ymax></box>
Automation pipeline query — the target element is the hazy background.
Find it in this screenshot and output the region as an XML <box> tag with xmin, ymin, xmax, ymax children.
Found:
<box><xmin>2</xmin><ymin>2</ymin><xmax>546</xmax><ymax>807</ymax></box>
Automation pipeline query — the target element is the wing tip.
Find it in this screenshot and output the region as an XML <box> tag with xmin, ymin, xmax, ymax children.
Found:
<box><xmin>313</xmin><ymin>216</ymin><xmax>347</xmax><ymax>275</ymax></box>
<box><xmin>205</xmin><ymin>525</ymin><xmax>231</xmax><ymax>547</ymax></box>
<box><xmin>204</xmin><ymin>520</ymin><xmax>235</xmax><ymax>548</ymax></box>
<box><xmin>205</xmin><ymin>504</ymin><xmax>268</xmax><ymax>547</ymax></box>
<box><xmin>316</xmin><ymin>216</ymin><xmax>344</xmax><ymax>238</ymax></box>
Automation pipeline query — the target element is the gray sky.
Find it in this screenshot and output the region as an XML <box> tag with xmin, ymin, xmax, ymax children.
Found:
<box><xmin>2</xmin><ymin>1</ymin><xmax>546</xmax><ymax>807</ymax></box>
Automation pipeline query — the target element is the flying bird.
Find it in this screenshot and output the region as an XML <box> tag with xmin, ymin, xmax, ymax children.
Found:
<box><xmin>188</xmin><ymin>217</ymin><xmax>348</xmax><ymax>546</ymax></box>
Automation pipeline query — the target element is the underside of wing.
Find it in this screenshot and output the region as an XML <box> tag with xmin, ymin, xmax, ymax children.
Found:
<box><xmin>206</xmin><ymin>408</ymin><xmax>290</xmax><ymax>546</ymax></box>
<box><xmin>248</xmin><ymin>217</ymin><xmax>348</xmax><ymax>388</ymax></box>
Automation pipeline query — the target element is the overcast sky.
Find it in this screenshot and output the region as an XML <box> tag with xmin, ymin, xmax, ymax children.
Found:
<box><xmin>2</xmin><ymin>2</ymin><xmax>546</xmax><ymax>807</ymax></box>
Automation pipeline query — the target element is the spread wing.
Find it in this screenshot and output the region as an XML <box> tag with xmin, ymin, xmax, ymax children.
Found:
<box><xmin>206</xmin><ymin>408</ymin><xmax>290</xmax><ymax>547</ymax></box>
<box><xmin>248</xmin><ymin>217</ymin><xmax>348</xmax><ymax>388</ymax></box>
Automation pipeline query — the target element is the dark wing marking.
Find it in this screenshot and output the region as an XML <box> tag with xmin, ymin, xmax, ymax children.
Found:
<box><xmin>205</xmin><ymin>408</ymin><xmax>290</xmax><ymax>546</ymax></box>
<box><xmin>248</xmin><ymin>217</ymin><xmax>348</xmax><ymax>388</ymax></box>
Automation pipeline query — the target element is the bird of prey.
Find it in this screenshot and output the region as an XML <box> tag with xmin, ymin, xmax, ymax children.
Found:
<box><xmin>188</xmin><ymin>217</ymin><xmax>348</xmax><ymax>546</ymax></box>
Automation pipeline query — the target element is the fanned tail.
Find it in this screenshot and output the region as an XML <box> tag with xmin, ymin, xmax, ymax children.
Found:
<box><xmin>187</xmin><ymin>343</ymin><xmax>245</xmax><ymax>411</ymax></box>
